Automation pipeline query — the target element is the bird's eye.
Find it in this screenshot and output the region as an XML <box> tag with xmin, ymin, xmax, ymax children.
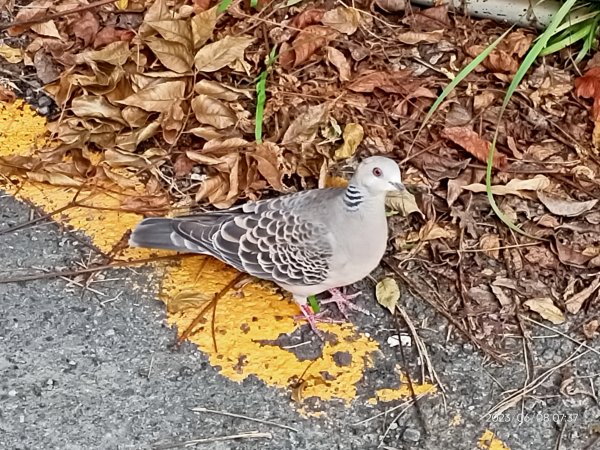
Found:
<box><xmin>372</xmin><ymin>167</ymin><xmax>383</xmax><ymax>177</ymax></box>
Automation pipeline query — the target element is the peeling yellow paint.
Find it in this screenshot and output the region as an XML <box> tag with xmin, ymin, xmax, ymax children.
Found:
<box><xmin>367</xmin><ymin>372</ymin><xmax>437</xmax><ymax>405</ymax></box>
<box><xmin>162</xmin><ymin>256</ymin><xmax>380</xmax><ymax>402</ymax></box>
<box><xmin>450</xmin><ymin>413</ymin><xmax>463</xmax><ymax>426</ymax></box>
<box><xmin>478</xmin><ymin>429</ymin><xmax>511</xmax><ymax>450</ymax></box>
<box><xmin>0</xmin><ymin>99</ymin><xmax>437</xmax><ymax>407</ymax></box>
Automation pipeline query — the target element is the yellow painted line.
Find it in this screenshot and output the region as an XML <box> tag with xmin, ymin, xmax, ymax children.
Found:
<box><xmin>0</xmin><ymin>99</ymin><xmax>436</xmax><ymax>407</ymax></box>
<box><xmin>478</xmin><ymin>430</ymin><xmax>511</xmax><ymax>450</ymax></box>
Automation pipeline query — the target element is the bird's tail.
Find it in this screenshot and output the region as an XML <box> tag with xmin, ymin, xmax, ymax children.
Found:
<box><xmin>129</xmin><ymin>218</ymin><xmax>184</xmax><ymax>251</ymax></box>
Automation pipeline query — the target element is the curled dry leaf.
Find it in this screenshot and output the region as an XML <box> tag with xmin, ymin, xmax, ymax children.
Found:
<box><xmin>31</xmin><ymin>20</ymin><xmax>62</xmax><ymax>39</ymax></box>
<box><xmin>8</xmin><ymin>0</ymin><xmax>52</xmax><ymax>35</ymax></box>
<box><xmin>291</xmin><ymin>8</ymin><xmax>326</xmax><ymax>29</ymax></box>
<box><xmin>334</xmin><ymin>123</ymin><xmax>363</xmax><ymax>160</ymax></box>
<box><xmin>282</xmin><ymin>103</ymin><xmax>329</xmax><ymax>144</ymax></box>
<box><xmin>537</xmin><ymin>192</ymin><xmax>598</xmax><ymax>217</ymax></box>
<box><xmin>252</xmin><ymin>142</ymin><xmax>288</xmax><ymax>192</ymax></box>
<box><xmin>282</xmin><ymin>25</ymin><xmax>338</xmax><ymax>69</ymax></box>
<box><xmin>117</xmin><ymin>80</ymin><xmax>187</xmax><ymax>112</ymax></box>
<box><xmin>386</xmin><ymin>189</ymin><xmax>423</xmax><ymax>218</ymax></box>
<box><xmin>72</xmin><ymin>11</ymin><xmax>100</xmax><ymax>47</ymax></box>
<box><xmin>583</xmin><ymin>320</ymin><xmax>599</xmax><ymax>339</ymax></box>
<box><xmin>0</xmin><ymin>45</ymin><xmax>24</xmax><ymax>64</ymax></box>
<box><xmin>93</xmin><ymin>27</ymin><xmax>135</xmax><ymax>48</ymax></box>
<box><xmin>191</xmin><ymin>94</ymin><xmax>236</xmax><ymax>129</ymax></box>
<box><xmin>442</xmin><ymin>126</ymin><xmax>507</xmax><ymax>170</ymax></box>
<box><xmin>396</xmin><ymin>30</ymin><xmax>443</xmax><ymax>45</ymax></box>
<box><xmin>321</xmin><ymin>7</ymin><xmax>361</xmax><ymax>35</ymax></box>
<box><xmin>524</xmin><ymin>298</ymin><xmax>565</xmax><ymax>325</ymax></box>
<box><xmin>480</xmin><ymin>233</ymin><xmax>500</xmax><ymax>259</ymax></box>
<box><xmin>462</xmin><ymin>175</ymin><xmax>550</xmax><ymax>197</ymax></box>
<box><xmin>325</xmin><ymin>46</ymin><xmax>351</xmax><ymax>82</ymax></box>
<box><xmin>418</xmin><ymin>220</ymin><xmax>454</xmax><ymax>241</ymax></box>
<box><xmin>194</xmin><ymin>35</ymin><xmax>254</xmax><ymax>72</ymax></box>
<box><xmin>75</xmin><ymin>41</ymin><xmax>132</xmax><ymax>67</ymax></box>
<box><xmin>71</xmin><ymin>95</ymin><xmax>127</xmax><ymax>125</ymax></box>
<box><xmin>374</xmin><ymin>0</ymin><xmax>406</xmax><ymax>13</ymax></box>
<box><xmin>574</xmin><ymin>67</ymin><xmax>600</xmax><ymax>121</ymax></box>
<box><xmin>375</xmin><ymin>277</ymin><xmax>400</xmax><ymax>314</ymax></box>
<box><xmin>565</xmin><ymin>278</ymin><xmax>600</xmax><ymax>314</ymax></box>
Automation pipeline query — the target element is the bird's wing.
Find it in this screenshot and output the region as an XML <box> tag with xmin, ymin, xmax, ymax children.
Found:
<box><xmin>173</xmin><ymin>189</ymin><xmax>339</xmax><ymax>286</ymax></box>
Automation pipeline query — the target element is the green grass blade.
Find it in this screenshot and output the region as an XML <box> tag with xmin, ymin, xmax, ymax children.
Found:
<box><xmin>412</xmin><ymin>27</ymin><xmax>514</xmax><ymax>147</ymax></box>
<box><xmin>539</xmin><ymin>22</ymin><xmax>592</xmax><ymax>56</ymax></box>
<box><xmin>486</xmin><ymin>0</ymin><xmax>579</xmax><ymax>239</ymax></box>
<box><xmin>255</xmin><ymin>46</ymin><xmax>278</xmax><ymax>144</ymax></box>
<box><xmin>217</xmin><ymin>0</ymin><xmax>232</xmax><ymax>14</ymax></box>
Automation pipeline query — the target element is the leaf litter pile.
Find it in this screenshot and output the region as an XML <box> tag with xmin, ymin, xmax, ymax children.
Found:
<box><xmin>1</xmin><ymin>0</ymin><xmax>600</xmax><ymax>357</ymax></box>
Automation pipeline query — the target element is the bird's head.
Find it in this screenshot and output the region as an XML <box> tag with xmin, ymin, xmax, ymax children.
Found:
<box><xmin>351</xmin><ymin>156</ymin><xmax>404</xmax><ymax>195</ymax></box>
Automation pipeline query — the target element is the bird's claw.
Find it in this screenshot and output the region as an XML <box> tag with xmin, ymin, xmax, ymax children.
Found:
<box><xmin>321</xmin><ymin>288</ymin><xmax>371</xmax><ymax>320</ymax></box>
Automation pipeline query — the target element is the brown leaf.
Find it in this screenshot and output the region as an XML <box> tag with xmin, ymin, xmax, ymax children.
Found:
<box><xmin>194</xmin><ymin>79</ymin><xmax>252</xmax><ymax>101</ymax></box>
<box><xmin>282</xmin><ymin>103</ymin><xmax>329</xmax><ymax>144</ymax></box>
<box><xmin>283</xmin><ymin>25</ymin><xmax>338</xmax><ymax>69</ymax></box>
<box><xmin>537</xmin><ymin>192</ymin><xmax>598</xmax><ymax>217</ymax></box>
<box><xmin>479</xmin><ymin>234</ymin><xmax>500</xmax><ymax>259</ymax></box>
<box><xmin>325</xmin><ymin>46</ymin><xmax>351</xmax><ymax>82</ymax></box>
<box><xmin>524</xmin><ymin>298</ymin><xmax>565</xmax><ymax>324</ymax></box>
<box><xmin>114</xmin><ymin>124</ymin><xmax>161</xmax><ymax>152</ymax></box>
<box><xmin>75</xmin><ymin>41</ymin><xmax>132</xmax><ymax>67</ymax></box>
<box><xmin>8</xmin><ymin>0</ymin><xmax>51</xmax><ymax>35</ymax></box>
<box><xmin>190</xmin><ymin>5</ymin><xmax>218</xmax><ymax>50</ymax></box>
<box><xmin>194</xmin><ymin>35</ymin><xmax>254</xmax><ymax>72</ymax></box>
<box><xmin>386</xmin><ymin>190</ymin><xmax>423</xmax><ymax>218</ymax></box>
<box><xmin>574</xmin><ymin>67</ymin><xmax>600</xmax><ymax>121</ymax></box>
<box><xmin>374</xmin><ymin>0</ymin><xmax>406</xmax><ymax>13</ymax></box>
<box><xmin>117</xmin><ymin>80</ymin><xmax>187</xmax><ymax>112</ymax></box>
<box><xmin>72</xmin><ymin>11</ymin><xmax>99</xmax><ymax>47</ymax></box>
<box><xmin>466</xmin><ymin>45</ymin><xmax>518</xmax><ymax>74</ymax></box>
<box><xmin>146</xmin><ymin>19</ymin><xmax>192</xmax><ymax>48</ymax></box>
<box><xmin>462</xmin><ymin>175</ymin><xmax>550</xmax><ymax>197</ymax></box>
<box><xmin>565</xmin><ymin>278</ymin><xmax>600</xmax><ymax>314</ymax></box>
<box><xmin>252</xmin><ymin>142</ymin><xmax>288</xmax><ymax>191</ymax></box>
<box><xmin>555</xmin><ymin>239</ymin><xmax>594</xmax><ymax>267</ymax></box>
<box><xmin>321</xmin><ymin>7</ymin><xmax>361</xmax><ymax>35</ymax></box>
<box><xmin>0</xmin><ymin>85</ymin><xmax>17</xmax><ymax>102</ymax></box>
<box><xmin>174</xmin><ymin>153</ymin><xmax>195</xmax><ymax>177</ymax></box>
<box><xmin>442</xmin><ymin>126</ymin><xmax>507</xmax><ymax>170</ymax></box>
<box><xmin>71</xmin><ymin>95</ymin><xmax>126</xmax><ymax>124</ymax></box>
<box><xmin>291</xmin><ymin>9</ymin><xmax>325</xmax><ymax>29</ymax></box>
<box><xmin>31</xmin><ymin>20</ymin><xmax>61</xmax><ymax>39</ymax></box>
<box><xmin>191</xmin><ymin>94</ymin><xmax>236</xmax><ymax>129</ymax></box>
<box><xmin>93</xmin><ymin>27</ymin><xmax>135</xmax><ymax>48</ymax></box>
<box><xmin>583</xmin><ymin>320</ymin><xmax>599</xmax><ymax>339</ymax></box>
<box><xmin>146</xmin><ymin>37</ymin><xmax>193</xmax><ymax>73</ymax></box>
<box><xmin>396</xmin><ymin>30</ymin><xmax>442</xmax><ymax>45</ymax></box>
<box><xmin>347</xmin><ymin>70</ymin><xmax>416</xmax><ymax>94</ymax></box>
<box><xmin>33</xmin><ymin>51</ymin><xmax>61</xmax><ymax>84</ymax></box>
<box><xmin>161</xmin><ymin>99</ymin><xmax>186</xmax><ymax>144</ymax></box>
<box><xmin>193</xmin><ymin>0</ymin><xmax>211</xmax><ymax>12</ymax></box>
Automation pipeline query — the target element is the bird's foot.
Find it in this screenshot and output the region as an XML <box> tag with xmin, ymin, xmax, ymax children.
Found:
<box><xmin>321</xmin><ymin>288</ymin><xmax>370</xmax><ymax>320</ymax></box>
<box><xmin>295</xmin><ymin>304</ymin><xmax>344</xmax><ymax>340</ymax></box>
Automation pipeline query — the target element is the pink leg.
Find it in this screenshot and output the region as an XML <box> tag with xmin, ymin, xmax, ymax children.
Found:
<box><xmin>320</xmin><ymin>288</ymin><xmax>370</xmax><ymax>320</ymax></box>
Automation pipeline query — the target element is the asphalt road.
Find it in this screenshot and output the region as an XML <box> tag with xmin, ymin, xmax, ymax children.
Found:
<box><xmin>1</xmin><ymin>192</ymin><xmax>599</xmax><ymax>450</ymax></box>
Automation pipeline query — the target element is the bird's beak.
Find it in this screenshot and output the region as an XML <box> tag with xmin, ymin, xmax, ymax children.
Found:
<box><xmin>390</xmin><ymin>181</ymin><xmax>405</xmax><ymax>191</ymax></box>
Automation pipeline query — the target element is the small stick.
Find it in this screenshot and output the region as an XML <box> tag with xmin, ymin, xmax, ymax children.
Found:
<box><xmin>522</xmin><ymin>315</ymin><xmax>600</xmax><ymax>357</ymax></box>
<box><xmin>152</xmin><ymin>431</ymin><xmax>272</xmax><ymax>450</ymax></box>
<box><xmin>190</xmin><ymin>406</ymin><xmax>299</xmax><ymax>433</ymax></box>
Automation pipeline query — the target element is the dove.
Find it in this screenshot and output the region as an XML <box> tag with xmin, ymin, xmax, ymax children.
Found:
<box><xmin>129</xmin><ymin>156</ymin><xmax>405</xmax><ymax>335</ymax></box>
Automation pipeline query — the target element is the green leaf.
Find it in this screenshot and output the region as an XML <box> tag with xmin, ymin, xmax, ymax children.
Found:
<box><xmin>255</xmin><ymin>46</ymin><xmax>278</xmax><ymax>144</ymax></box>
<box><xmin>308</xmin><ymin>295</ymin><xmax>320</xmax><ymax>313</ymax></box>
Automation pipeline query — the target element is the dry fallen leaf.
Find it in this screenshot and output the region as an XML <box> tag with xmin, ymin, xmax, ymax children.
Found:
<box><xmin>194</xmin><ymin>79</ymin><xmax>251</xmax><ymax>101</ymax></box>
<box><xmin>583</xmin><ymin>319</ymin><xmax>599</xmax><ymax>339</ymax></box>
<box><xmin>0</xmin><ymin>44</ymin><xmax>24</xmax><ymax>64</ymax></box>
<box><xmin>334</xmin><ymin>123</ymin><xmax>363</xmax><ymax>160</ymax></box>
<box><xmin>442</xmin><ymin>126</ymin><xmax>507</xmax><ymax>170</ymax></box>
<box><xmin>282</xmin><ymin>103</ymin><xmax>329</xmax><ymax>144</ymax></box>
<box><xmin>117</xmin><ymin>80</ymin><xmax>187</xmax><ymax>112</ymax></box>
<box><xmin>524</xmin><ymin>297</ymin><xmax>565</xmax><ymax>324</ymax></box>
<box><xmin>321</xmin><ymin>7</ymin><xmax>361</xmax><ymax>35</ymax></box>
<box><xmin>375</xmin><ymin>277</ymin><xmax>400</xmax><ymax>314</ymax></box>
<box><xmin>325</xmin><ymin>46</ymin><xmax>351</xmax><ymax>82</ymax></box>
<box><xmin>386</xmin><ymin>189</ymin><xmax>423</xmax><ymax>218</ymax></box>
<box><xmin>565</xmin><ymin>278</ymin><xmax>600</xmax><ymax>314</ymax></box>
<box><xmin>282</xmin><ymin>25</ymin><xmax>338</xmax><ymax>69</ymax></box>
<box><xmin>145</xmin><ymin>37</ymin><xmax>193</xmax><ymax>73</ymax></box>
<box><xmin>480</xmin><ymin>234</ymin><xmax>500</xmax><ymax>259</ymax></box>
<box><xmin>537</xmin><ymin>192</ymin><xmax>598</xmax><ymax>217</ymax></box>
<box><xmin>374</xmin><ymin>0</ymin><xmax>406</xmax><ymax>13</ymax></box>
<box><xmin>194</xmin><ymin>35</ymin><xmax>254</xmax><ymax>72</ymax></box>
<box><xmin>462</xmin><ymin>175</ymin><xmax>550</xmax><ymax>197</ymax></box>
<box><xmin>348</xmin><ymin>70</ymin><xmax>416</xmax><ymax>94</ymax></box>
<box><xmin>191</xmin><ymin>94</ymin><xmax>237</xmax><ymax>129</ymax></box>
<box><xmin>396</xmin><ymin>30</ymin><xmax>443</xmax><ymax>45</ymax></box>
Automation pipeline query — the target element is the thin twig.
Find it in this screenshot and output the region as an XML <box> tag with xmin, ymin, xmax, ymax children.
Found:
<box><xmin>152</xmin><ymin>431</ymin><xmax>272</xmax><ymax>450</ymax></box>
<box><xmin>522</xmin><ymin>315</ymin><xmax>600</xmax><ymax>357</ymax></box>
<box><xmin>190</xmin><ymin>406</ymin><xmax>299</xmax><ymax>433</ymax></box>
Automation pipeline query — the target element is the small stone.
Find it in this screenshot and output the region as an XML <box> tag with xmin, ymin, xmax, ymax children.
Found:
<box><xmin>37</xmin><ymin>96</ymin><xmax>52</xmax><ymax>107</ymax></box>
<box><xmin>8</xmin><ymin>390</ymin><xmax>17</xmax><ymax>397</ymax></box>
<box><xmin>105</xmin><ymin>329</ymin><xmax>116</xmax><ymax>337</ymax></box>
<box><xmin>38</xmin><ymin>106</ymin><xmax>50</xmax><ymax>116</ymax></box>
<box><xmin>402</xmin><ymin>428</ymin><xmax>421</xmax><ymax>442</ymax></box>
